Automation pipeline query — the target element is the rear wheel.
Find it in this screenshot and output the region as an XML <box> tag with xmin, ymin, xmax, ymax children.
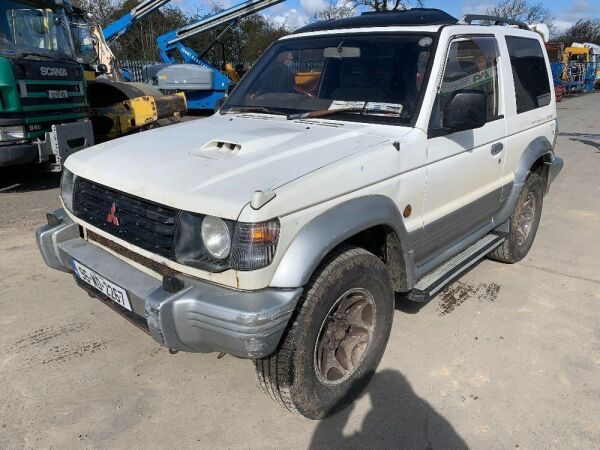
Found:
<box><xmin>254</xmin><ymin>246</ymin><xmax>394</xmax><ymax>419</ymax></box>
<box><xmin>489</xmin><ymin>171</ymin><xmax>544</xmax><ymax>263</ymax></box>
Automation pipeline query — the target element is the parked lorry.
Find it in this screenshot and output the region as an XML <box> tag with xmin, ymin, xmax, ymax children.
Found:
<box><xmin>0</xmin><ymin>0</ymin><xmax>93</xmax><ymax>170</ymax></box>
<box><xmin>37</xmin><ymin>9</ymin><xmax>562</xmax><ymax>418</ymax></box>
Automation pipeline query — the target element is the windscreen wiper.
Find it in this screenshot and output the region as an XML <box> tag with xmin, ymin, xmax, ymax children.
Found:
<box><xmin>287</xmin><ymin>107</ymin><xmax>365</xmax><ymax>120</ymax></box>
<box><xmin>20</xmin><ymin>52</ymin><xmax>53</xmax><ymax>59</ymax></box>
<box><xmin>288</xmin><ymin>104</ymin><xmax>404</xmax><ymax>120</ymax></box>
<box><xmin>223</xmin><ymin>106</ymin><xmax>284</xmax><ymax>115</ymax></box>
<box><xmin>20</xmin><ymin>52</ymin><xmax>75</xmax><ymax>63</ymax></box>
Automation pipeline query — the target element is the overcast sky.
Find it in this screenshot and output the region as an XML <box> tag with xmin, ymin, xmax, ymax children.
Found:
<box><xmin>169</xmin><ymin>0</ymin><xmax>600</xmax><ymax>35</ymax></box>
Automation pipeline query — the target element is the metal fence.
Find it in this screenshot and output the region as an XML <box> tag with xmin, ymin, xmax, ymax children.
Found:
<box><xmin>118</xmin><ymin>59</ymin><xmax>156</xmax><ymax>83</ymax></box>
<box><xmin>117</xmin><ymin>59</ymin><xmax>255</xmax><ymax>83</ymax></box>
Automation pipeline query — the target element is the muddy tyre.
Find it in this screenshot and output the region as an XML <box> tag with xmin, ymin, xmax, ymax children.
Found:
<box><xmin>488</xmin><ymin>171</ymin><xmax>544</xmax><ymax>264</ymax></box>
<box><xmin>254</xmin><ymin>246</ymin><xmax>394</xmax><ymax>419</ymax></box>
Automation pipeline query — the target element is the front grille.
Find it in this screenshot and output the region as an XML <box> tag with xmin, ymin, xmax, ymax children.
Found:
<box><xmin>24</xmin><ymin>82</ymin><xmax>83</xmax><ymax>94</ymax></box>
<box><xmin>73</xmin><ymin>178</ymin><xmax>179</xmax><ymax>258</ymax></box>
<box><xmin>87</xmin><ymin>231</ymin><xmax>179</xmax><ymax>278</ymax></box>
<box><xmin>20</xmin><ymin>96</ymin><xmax>85</xmax><ymax>107</ymax></box>
<box><xmin>19</xmin><ymin>80</ymin><xmax>86</xmax><ymax>111</ymax></box>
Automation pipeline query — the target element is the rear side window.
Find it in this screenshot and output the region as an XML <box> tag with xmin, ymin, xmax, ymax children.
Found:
<box><xmin>505</xmin><ymin>36</ymin><xmax>551</xmax><ymax>113</ymax></box>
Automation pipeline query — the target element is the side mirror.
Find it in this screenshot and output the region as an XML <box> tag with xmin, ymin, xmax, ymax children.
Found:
<box><xmin>443</xmin><ymin>90</ymin><xmax>487</xmax><ymax>133</ymax></box>
<box><xmin>227</xmin><ymin>83</ymin><xmax>237</xmax><ymax>95</ymax></box>
<box><xmin>96</xmin><ymin>63</ymin><xmax>107</xmax><ymax>75</ymax></box>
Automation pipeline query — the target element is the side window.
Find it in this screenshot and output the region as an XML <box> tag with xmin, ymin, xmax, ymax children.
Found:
<box><xmin>430</xmin><ymin>36</ymin><xmax>500</xmax><ymax>133</ymax></box>
<box><xmin>505</xmin><ymin>36</ymin><xmax>551</xmax><ymax>113</ymax></box>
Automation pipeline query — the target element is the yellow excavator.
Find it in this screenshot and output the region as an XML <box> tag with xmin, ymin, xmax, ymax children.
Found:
<box><xmin>69</xmin><ymin>4</ymin><xmax>187</xmax><ymax>142</ymax></box>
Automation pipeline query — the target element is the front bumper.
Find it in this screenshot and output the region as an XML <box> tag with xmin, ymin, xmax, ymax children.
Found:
<box><xmin>0</xmin><ymin>120</ymin><xmax>94</xmax><ymax>168</ymax></box>
<box><xmin>36</xmin><ymin>209</ymin><xmax>302</xmax><ymax>358</ymax></box>
<box><xmin>38</xmin><ymin>120</ymin><xmax>94</xmax><ymax>168</ymax></box>
<box><xmin>0</xmin><ymin>142</ymin><xmax>38</xmax><ymax>167</ymax></box>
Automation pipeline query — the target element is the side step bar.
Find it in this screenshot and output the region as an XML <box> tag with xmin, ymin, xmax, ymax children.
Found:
<box><xmin>407</xmin><ymin>234</ymin><xmax>505</xmax><ymax>302</ymax></box>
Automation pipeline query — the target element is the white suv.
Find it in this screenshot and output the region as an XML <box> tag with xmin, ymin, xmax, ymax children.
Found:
<box><xmin>37</xmin><ymin>9</ymin><xmax>562</xmax><ymax>419</ymax></box>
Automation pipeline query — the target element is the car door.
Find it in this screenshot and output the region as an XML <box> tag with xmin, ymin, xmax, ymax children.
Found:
<box><xmin>418</xmin><ymin>35</ymin><xmax>507</xmax><ymax>265</ymax></box>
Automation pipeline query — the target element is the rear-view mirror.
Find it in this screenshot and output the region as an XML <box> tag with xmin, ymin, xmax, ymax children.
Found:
<box><xmin>323</xmin><ymin>46</ymin><xmax>361</xmax><ymax>58</ymax></box>
<box><xmin>96</xmin><ymin>63</ymin><xmax>108</xmax><ymax>75</ymax></box>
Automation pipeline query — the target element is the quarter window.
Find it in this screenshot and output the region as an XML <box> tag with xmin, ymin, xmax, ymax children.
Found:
<box><xmin>430</xmin><ymin>36</ymin><xmax>500</xmax><ymax>133</ymax></box>
<box><xmin>505</xmin><ymin>36</ymin><xmax>551</xmax><ymax>113</ymax></box>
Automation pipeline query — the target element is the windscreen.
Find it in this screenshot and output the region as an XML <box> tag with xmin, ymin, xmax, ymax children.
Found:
<box><xmin>70</xmin><ymin>16</ymin><xmax>97</xmax><ymax>64</ymax></box>
<box><xmin>0</xmin><ymin>1</ymin><xmax>75</xmax><ymax>60</ymax></box>
<box><xmin>222</xmin><ymin>33</ymin><xmax>435</xmax><ymax>124</ymax></box>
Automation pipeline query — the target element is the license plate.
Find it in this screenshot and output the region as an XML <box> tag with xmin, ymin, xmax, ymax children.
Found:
<box><xmin>72</xmin><ymin>260</ymin><xmax>132</xmax><ymax>311</ymax></box>
<box><xmin>48</xmin><ymin>90</ymin><xmax>68</xmax><ymax>99</ymax></box>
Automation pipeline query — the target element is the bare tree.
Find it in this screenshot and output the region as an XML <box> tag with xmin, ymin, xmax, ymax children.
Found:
<box><xmin>556</xmin><ymin>19</ymin><xmax>600</xmax><ymax>45</ymax></box>
<box><xmin>72</xmin><ymin>0</ymin><xmax>119</xmax><ymax>27</ymax></box>
<box><xmin>351</xmin><ymin>0</ymin><xmax>423</xmax><ymax>13</ymax></box>
<box><xmin>310</xmin><ymin>0</ymin><xmax>355</xmax><ymax>22</ymax></box>
<box><xmin>486</xmin><ymin>0</ymin><xmax>554</xmax><ymax>30</ymax></box>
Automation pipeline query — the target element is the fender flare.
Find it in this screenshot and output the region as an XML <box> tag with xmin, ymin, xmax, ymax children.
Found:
<box><xmin>513</xmin><ymin>136</ymin><xmax>555</xmax><ymax>186</ymax></box>
<box><xmin>495</xmin><ymin>136</ymin><xmax>555</xmax><ymax>228</ymax></box>
<box><xmin>270</xmin><ymin>195</ymin><xmax>416</xmax><ymax>289</ymax></box>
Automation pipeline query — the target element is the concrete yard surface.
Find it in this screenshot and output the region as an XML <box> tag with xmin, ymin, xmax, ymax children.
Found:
<box><xmin>1</xmin><ymin>92</ymin><xmax>599</xmax><ymax>449</ymax></box>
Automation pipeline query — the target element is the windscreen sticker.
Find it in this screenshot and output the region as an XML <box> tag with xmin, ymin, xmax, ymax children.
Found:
<box><xmin>365</xmin><ymin>102</ymin><xmax>403</xmax><ymax>115</ymax></box>
<box><xmin>440</xmin><ymin>66</ymin><xmax>496</xmax><ymax>94</ymax></box>
<box><xmin>328</xmin><ymin>100</ymin><xmax>366</xmax><ymax>110</ymax></box>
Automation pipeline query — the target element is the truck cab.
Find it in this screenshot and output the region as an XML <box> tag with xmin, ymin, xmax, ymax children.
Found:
<box><xmin>0</xmin><ymin>0</ymin><xmax>93</xmax><ymax>170</ymax></box>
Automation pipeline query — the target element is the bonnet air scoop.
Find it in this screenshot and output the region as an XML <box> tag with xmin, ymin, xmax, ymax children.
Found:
<box><xmin>202</xmin><ymin>140</ymin><xmax>242</xmax><ymax>153</ymax></box>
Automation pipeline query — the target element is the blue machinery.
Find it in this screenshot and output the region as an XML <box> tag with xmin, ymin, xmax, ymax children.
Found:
<box><xmin>100</xmin><ymin>0</ymin><xmax>283</xmax><ymax>111</ymax></box>
<box><xmin>154</xmin><ymin>0</ymin><xmax>284</xmax><ymax>110</ymax></box>
<box><xmin>102</xmin><ymin>0</ymin><xmax>171</xmax><ymax>44</ymax></box>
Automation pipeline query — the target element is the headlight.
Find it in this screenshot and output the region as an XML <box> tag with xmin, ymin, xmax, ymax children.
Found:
<box><xmin>60</xmin><ymin>168</ymin><xmax>76</xmax><ymax>211</ymax></box>
<box><xmin>174</xmin><ymin>213</ymin><xmax>279</xmax><ymax>272</ymax></box>
<box><xmin>201</xmin><ymin>216</ymin><xmax>231</xmax><ymax>259</ymax></box>
<box><xmin>0</xmin><ymin>125</ymin><xmax>25</xmax><ymax>141</ymax></box>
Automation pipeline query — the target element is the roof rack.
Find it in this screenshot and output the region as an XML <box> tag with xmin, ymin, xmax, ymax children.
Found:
<box><xmin>462</xmin><ymin>14</ymin><xmax>529</xmax><ymax>30</ymax></box>
<box><xmin>293</xmin><ymin>8</ymin><xmax>458</xmax><ymax>34</ymax></box>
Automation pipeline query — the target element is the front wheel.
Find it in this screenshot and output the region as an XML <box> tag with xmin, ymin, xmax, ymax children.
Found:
<box><xmin>254</xmin><ymin>246</ymin><xmax>394</xmax><ymax>419</ymax></box>
<box><xmin>489</xmin><ymin>171</ymin><xmax>544</xmax><ymax>263</ymax></box>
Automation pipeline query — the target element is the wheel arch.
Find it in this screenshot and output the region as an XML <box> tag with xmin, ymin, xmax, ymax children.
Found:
<box><xmin>514</xmin><ymin>136</ymin><xmax>556</xmax><ymax>192</ymax></box>
<box><xmin>270</xmin><ymin>195</ymin><xmax>416</xmax><ymax>291</ymax></box>
<box><xmin>494</xmin><ymin>136</ymin><xmax>555</xmax><ymax>229</ymax></box>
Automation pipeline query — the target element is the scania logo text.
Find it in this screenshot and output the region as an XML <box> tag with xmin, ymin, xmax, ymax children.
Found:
<box><xmin>40</xmin><ymin>66</ymin><xmax>68</xmax><ymax>77</ymax></box>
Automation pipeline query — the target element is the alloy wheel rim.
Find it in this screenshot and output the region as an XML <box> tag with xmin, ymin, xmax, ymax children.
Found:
<box><xmin>314</xmin><ymin>288</ymin><xmax>376</xmax><ymax>385</ymax></box>
<box><xmin>516</xmin><ymin>192</ymin><xmax>536</xmax><ymax>246</ymax></box>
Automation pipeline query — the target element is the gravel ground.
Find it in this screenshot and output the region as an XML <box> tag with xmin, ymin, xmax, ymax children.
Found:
<box><xmin>0</xmin><ymin>93</ymin><xmax>599</xmax><ymax>449</ymax></box>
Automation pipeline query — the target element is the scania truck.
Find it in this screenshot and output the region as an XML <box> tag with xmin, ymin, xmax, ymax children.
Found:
<box><xmin>0</xmin><ymin>0</ymin><xmax>93</xmax><ymax>170</ymax></box>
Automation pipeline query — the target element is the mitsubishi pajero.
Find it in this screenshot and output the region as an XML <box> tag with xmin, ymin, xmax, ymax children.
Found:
<box><xmin>37</xmin><ymin>9</ymin><xmax>563</xmax><ymax>418</ymax></box>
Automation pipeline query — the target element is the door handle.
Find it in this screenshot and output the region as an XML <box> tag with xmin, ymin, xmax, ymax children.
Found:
<box><xmin>491</xmin><ymin>142</ymin><xmax>504</xmax><ymax>155</ymax></box>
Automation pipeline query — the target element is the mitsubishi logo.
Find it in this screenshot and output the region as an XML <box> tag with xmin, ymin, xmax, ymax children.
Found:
<box><xmin>106</xmin><ymin>202</ymin><xmax>120</xmax><ymax>226</ymax></box>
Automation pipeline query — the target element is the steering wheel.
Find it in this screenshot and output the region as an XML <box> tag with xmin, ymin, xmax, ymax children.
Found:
<box><xmin>295</xmin><ymin>86</ymin><xmax>314</xmax><ymax>97</ymax></box>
